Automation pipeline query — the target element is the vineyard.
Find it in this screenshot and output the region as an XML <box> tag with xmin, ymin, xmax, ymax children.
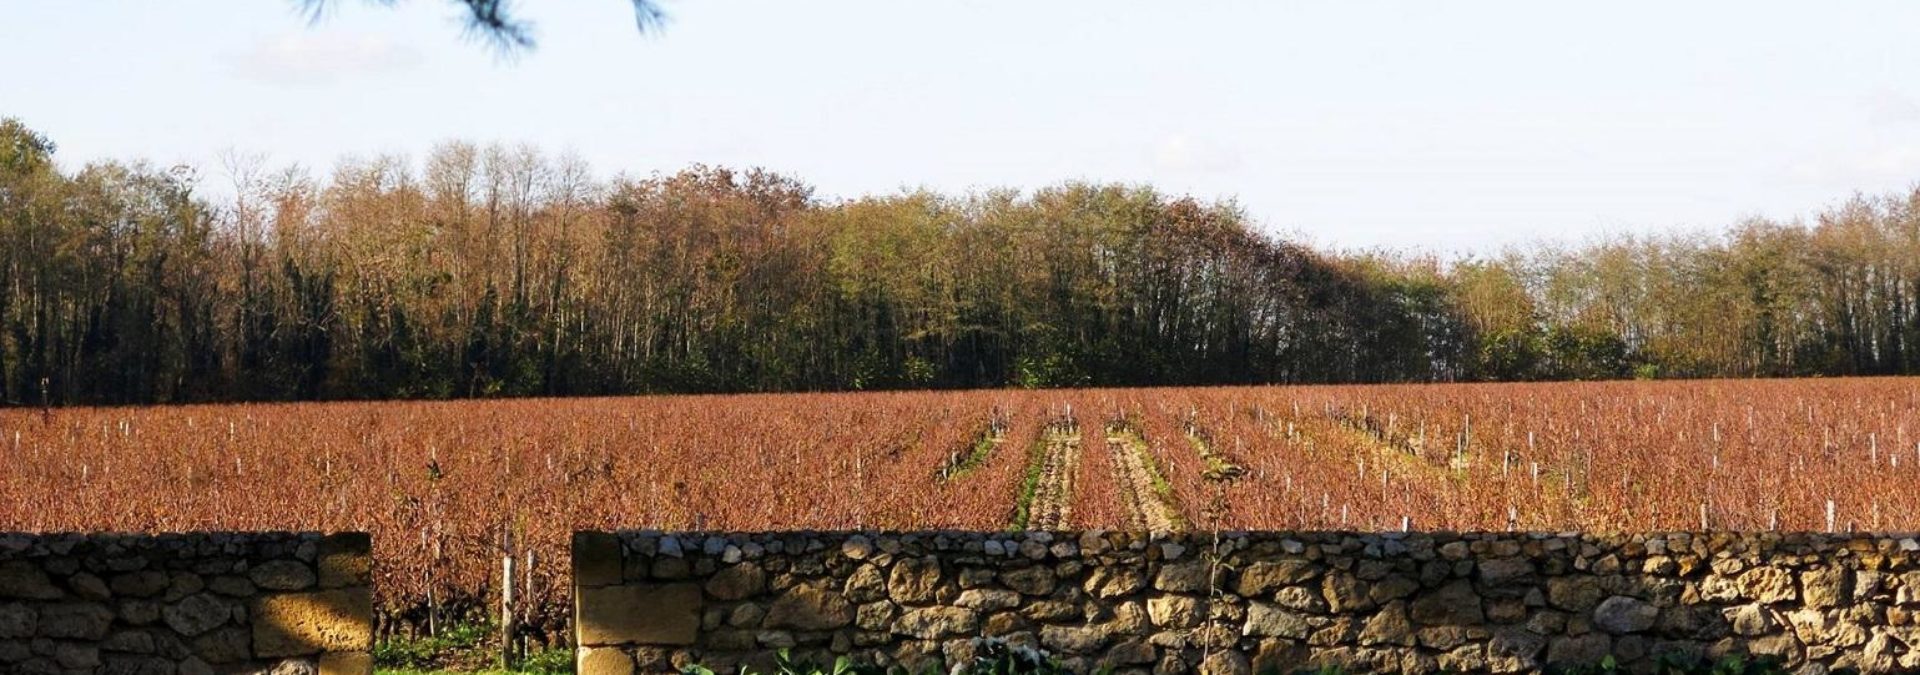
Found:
<box><xmin>2</xmin><ymin>378</ymin><xmax>1918</xmax><ymax>636</ymax></box>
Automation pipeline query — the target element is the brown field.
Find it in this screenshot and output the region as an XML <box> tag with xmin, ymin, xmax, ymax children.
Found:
<box><xmin>3</xmin><ymin>378</ymin><xmax>1917</xmax><ymax>632</ymax></box>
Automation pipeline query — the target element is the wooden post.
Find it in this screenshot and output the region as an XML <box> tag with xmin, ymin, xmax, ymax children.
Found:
<box><xmin>502</xmin><ymin>554</ymin><xmax>517</xmax><ymax>669</ymax></box>
<box><xmin>524</xmin><ymin>549</ymin><xmax>536</xmax><ymax>659</ymax></box>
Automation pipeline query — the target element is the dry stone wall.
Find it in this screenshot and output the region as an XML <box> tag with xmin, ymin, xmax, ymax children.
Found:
<box><xmin>575</xmin><ymin>530</ymin><xmax>1920</xmax><ymax>674</ymax></box>
<box><xmin>0</xmin><ymin>532</ymin><xmax>374</xmax><ymax>675</ymax></box>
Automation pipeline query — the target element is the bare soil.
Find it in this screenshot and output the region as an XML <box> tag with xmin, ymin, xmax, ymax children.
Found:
<box><xmin>1025</xmin><ymin>426</ymin><xmax>1080</xmax><ymax>530</ymax></box>
<box><xmin>1107</xmin><ymin>432</ymin><xmax>1181</xmax><ymax>533</ymax></box>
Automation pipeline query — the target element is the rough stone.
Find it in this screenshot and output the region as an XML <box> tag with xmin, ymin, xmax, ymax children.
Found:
<box><xmin>704</xmin><ymin>564</ymin><xmax>765</xmax><ymax>601</ymax></box>
<box><xmin>0</xmin><ymin>561</ymin><xmax>61</xmax><ymax>600</ymax></box>
<box><xmin>1023</xmin><ymin>600</ymin><xmax>1078</xmax><ymax>622</ymax></box>
<box><xmin>1154</xmin><ymin>561</ymin><xmax>1212</xmax><ymax>593</ymax></box>
<box><xmin>1040</xmin><ymin>625</ymin><xmax>1111</xmax><ymax>654</ymax></box>
<box><xmin>163</xmin><ymin>594</ymin><xmax>232</xmax><ymax>637</ymax></box>
<box><xmin>1548</xmin><ymin>576</ymin><xmax>1605</xmax><ymax>612</ymax></box>
<box><xmin>208</xmin><ymin>576</ymin><xmax>257</xmax><ymax>597</ymax></box>
<box><xmin>1546</xmin><ymin>633</ymin><xmax>1611</xmax><ymax>667</ymax></box>
<box><xmin>38</xmin><ymin>604</ymin><xmax>114</xmax><ymax>640</ymax></box>
<box><xmin>1086</xmin><ymin>567</ymin><xmax>1147</xmax><ymax>598</ymax></box>
<box><xmin>1358</xmin><ymin>601</ymin><xmax>1414</xmax><ymax>647</ymax></box>
<box><xmin>67</xmin><ymin>572</ymin><xmax>110</xmax><ymax>600</ymax></box>
<box><xmin>844</xmin><ymin>565</ymin><xmax>886</xmax><ymax>603</ymax></box>
<box><xmin>982</xmin><ymin>611</ymin><xmax>1025</xmax><ymax>635</ymax></box>
<box><xmin>888</xmin><ymin>558</ymin><xmax>941</xmax><ymax>605</ymax></box>
<box><xmin>249</xmin><ymin>561</ymin><xmax>317</xmax><ymax>591</ymax></box>
<box><xmin>102</xmin><ymin>630</ymin><xmax>154</xmax><ymax>654</ymax></box>
<box><xmin>1000</xmin><ymin>566</ymin><xmax>1056</xmax><ymax>596</ymax></box>
<box><xmin>765</xmin><ymin>582</ymin><xmax>854</xmax><ymax>631</ymax></box>
<box><xmin>1727</xmin><ymin>603</ymin><xmax>1774</xmax><ymax>636</ymax></box>
<box><xmin>191</xmin><ymin>626</ymin><xmax>251</xmax><ymax>663</ymax></box>
<box><xmin>892</xmin><ymin>607</ymin><xmax>978</xmax><ymax>639</ymax></box>
<box><xmin>1802</xmin><ymin>567</ymin><xmax>1852</xmax><ymax>609</ymax></box>
<box><xmin>1276</xmin><ymin>585</ymin><xmax>1328</xmax><ymax>612</ymax></box>
<box><xmin>1147</xmin><ymin>596</ymin><xmax>1203</xmax><ymax>628</ymax></box>
<box><xmin>1417</xmin><ymin>625</ymin><xmax>1475</xmax><ymax>650</ymax></box>
<box><xmin>101</xmin><ymin>654</ymin><xmax>176</xmax><ymax>675</ymax></box>
<box><xmin>1593</xmin><ymin>596</ymin><xmax>1658</xmax><ymax>634</ymax></box>
<box><xmin>1321</xmin><ymin>571</ymin><xmax>1372</xmax><ymax>612</ymax></box>
<box><xmin>1368</xmin><ymin>575</ymin><xmax>1420</xmax><ymax>604</ymax></box>
<box><xmin>1410</xmin><ymin>581</ymin><xmax>1484</xmax><ymax>626</ymax></box>
<box><xmin>1237</xmin><ymin>560</ymin><xmax>1317</xmax><ymax>596</ymax></box>
<box><xmin>53</xmin><ymin>642</ymin><xmax>100</xmax><ymax>670</ymax></box>
<box><xmin>1486</xmin><ymin>628</ymin><xmax>1546</xmax><ymax>673</ymax></box>
<box><xmin>0</xmin><ymin>605</ymin><xmax>33</xmax><ymax>639</ymax></box>
<box><xmin>110</xmin><ymin>571</ymin><xmax>169</xmax><ymax>598</ymax></box>
<box><xmin>1199</xmin><ymin>649</ymin><xmax>1250</xmax><ymax>675</ymax></box>
<box><xmin>1438</xmin><ymin>643</ymin><xmax>1486</xmax><ymax>672</ymax></box>
<box><xmin>1736</xmin><ymin>567</ymin><xmax>1796</xmax><ymax>603</ymax></box>
<box><xmin>1101</xmin><ymin>638</ymin><xmax>1156</xmax><ymax>666</ymax></box>
<box><xmin>267</xmin><ymin>659</ymin><xmax>318</xmax><ymax>675</ymax></box>
<box><xmin>1478</xmin><ymin>557</ymin><xmax>1536</xmax><ymax>585</ymax></box>
<box><xmin>119</xmin><ymin>600</ymin><xmax>160</xmax><ymax>626</ymax></box>
<box><xmin>955</xmin><ymin>589</ymin><xmax>1021</xmax><ymax>612</ymax></box>
<box><xmin>855</xmin><ymin>601</ymin><xmax>894</xmax><ymax>632</ymax></box>
<box><xmin>841</xmin><ymin>536</ymin><xmax>873</xmax><ymax>560</ymax></box>
<box><xmin>1244</xmin><ymin>603</ymin><xmax>1311</xmax><ymax>639</ymax></box>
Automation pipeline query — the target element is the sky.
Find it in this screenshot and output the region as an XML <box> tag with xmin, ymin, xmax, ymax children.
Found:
<box><xmin>5</xmin><ymin>1</ymin><xmax>1920</xmax><ymax>254</ymax></box>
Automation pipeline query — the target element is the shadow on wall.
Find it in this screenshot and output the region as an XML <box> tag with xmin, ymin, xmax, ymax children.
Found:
<box><xmin>570</xmin><ymin>530</ymin><xmax>1920</xmax><ymax>674</ymax></box>
<box><xmin>0</xmin><ymin>531</ymin><xmax>375</xmax><ymax>674</ymax></box>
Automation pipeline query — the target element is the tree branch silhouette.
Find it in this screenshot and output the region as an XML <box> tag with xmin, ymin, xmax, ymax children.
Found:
<box><xmin>299</xmin><ymin>0</ymin><xmax>666</xmax><ymax>51</ymax></box>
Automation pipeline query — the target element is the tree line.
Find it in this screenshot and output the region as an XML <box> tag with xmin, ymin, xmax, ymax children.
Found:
<box><xmin>1</xmin><ymin>119</ymin><xmax>1915</xmax><ymax>405</ymax></box>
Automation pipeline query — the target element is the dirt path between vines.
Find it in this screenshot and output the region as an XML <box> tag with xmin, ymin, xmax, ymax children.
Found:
<box><xmin>1025</xmin><ymin>426</ymin><xmax>1080</xmax><ymax>530</ymax></box>
<box><xmin>1107</xmin><ymin>432</ymin><xmax>1182</xmax><ymax>533</ymax></box>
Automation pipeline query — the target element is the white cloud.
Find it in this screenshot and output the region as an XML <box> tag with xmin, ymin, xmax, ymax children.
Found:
<box><xmin>1786</xmin><ymin>145</ymin><xmax>1920</xmax><ymax>187</ymax></box>
<box><xmin>1150</xmin><ymin>133</ymin><xmax>1243</xmax><ymax>174</ymax></box>
<box><xmin>228</xmin><ymin>32</ymin><xmax>424</xmax><ymax>85</ymax></box>
<box><xmin>1866</xmin><ymin>92</ymin><xmax>1920</xmax><ymax>126</ymax></box>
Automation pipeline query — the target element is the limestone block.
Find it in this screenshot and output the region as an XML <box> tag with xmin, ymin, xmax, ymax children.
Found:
<box><xmin>577</xmin><ymin>646</ymin><xmax>635</xmax><ymax>675</ymax></box>
<box><xmin>573</xmin><ymin>532</ymin><xmax>624</xmax><ymax>589</ymax></box>
<box><xmin>576</xmin><ymin>583</ymin><xmax>702</xmax><ymax>646</ymax></box>
<box><xmin>252</xmin><ymin>588</ymin><xmax>374</xmax><ymax>657</ymax></box>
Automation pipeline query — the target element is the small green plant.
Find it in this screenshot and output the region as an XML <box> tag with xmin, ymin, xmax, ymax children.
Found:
<box><xmin>1008</xmin><ymin>423</ymin><xmax>1063</xmax><ymax>530</ymax></box>
<box><xmin>516</xmin><ymin>647</ymin><xmax>577</xmax><ymax>674</ymax></box>
<box><xmin>373</xmin><ymin>621</ymin><xmax>572</xmax><ymax>674</ymax></box>
<box><xmin>680</xmin><ymin>640</ymin><xmax>1100</xmax><ymax>675</ymax></box>
<box><xmin>374</xmin><ymin>622</ymin><xmax>493</xmax><ymax>671</ymax></box>
<box><xmin>1275</xmin><ymin>652</ymin><xmax>1848</xmax><ymax>675</ymax></box>
<box><xmin>680</xmin><ymin>649</ymin><xmax>895</xmax><ymax>675</ymax></box>
<box><xmin>1548</xmin><ymin>652</ymin><xmax>1815</xmax><ymax>675</ymax></box>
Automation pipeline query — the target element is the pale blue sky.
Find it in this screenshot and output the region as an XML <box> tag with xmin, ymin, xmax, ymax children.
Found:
<box><xmin>5</xmin><ymin>1</ymin><xmax>1920</xmax><ymax>252</ymax></box>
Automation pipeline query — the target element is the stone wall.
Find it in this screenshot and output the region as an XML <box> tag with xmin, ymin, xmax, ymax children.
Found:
<box><xmin>0</xmin><ymin>532</ymin><xmax>374</xmax><ymax>675</ymax></box>
<box><xmin>574</xmin><ymin>530</ymin><xmax>1920</xmax><ymax>674</ymax></box>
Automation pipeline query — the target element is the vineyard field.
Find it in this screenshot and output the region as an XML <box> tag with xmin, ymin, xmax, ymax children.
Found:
<box><xmin>2</xmin><ymin>378</ymin><xmax>1917</xmax><ymax>631</ymax></box>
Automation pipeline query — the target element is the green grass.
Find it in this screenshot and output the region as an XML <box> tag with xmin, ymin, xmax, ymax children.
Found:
<box><xmin>373</xmin><ymin>621</ymin><xmax>572</xmax><ymax>674</ymax></box>
<box><xmin>1007</xmin><ymin>426</ymin><xmax>1065</xmax><ymax>530</ymax></box>
<box><xmin>943</xmin><ymin>428</ymin><xmax>1003</xmax><ymax>481</ymax></box>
